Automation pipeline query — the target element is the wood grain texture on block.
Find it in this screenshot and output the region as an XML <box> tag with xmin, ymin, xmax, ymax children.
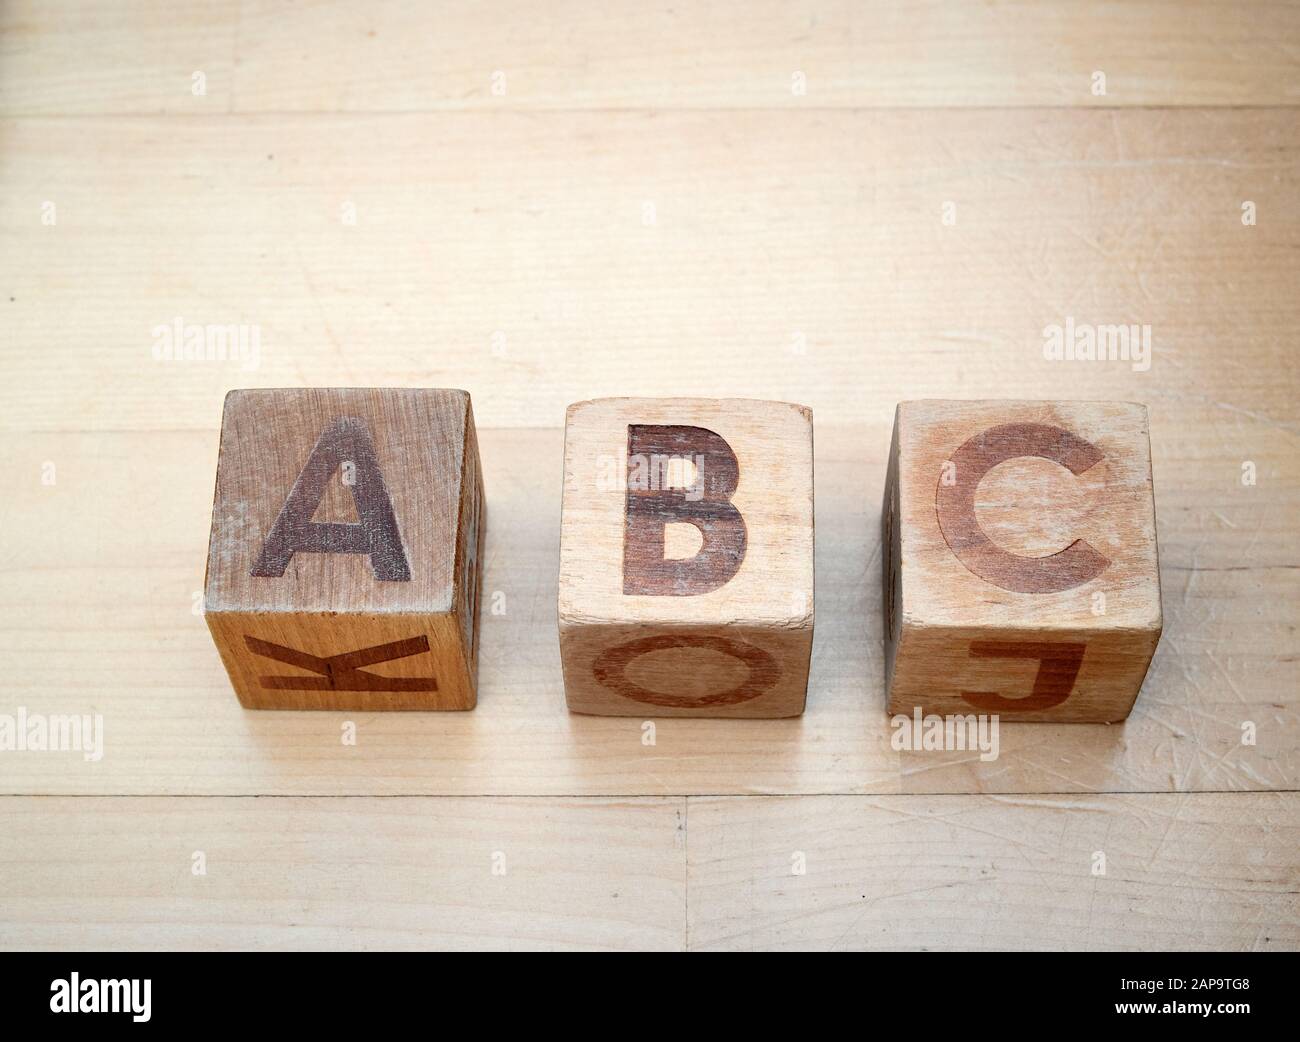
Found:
<box><xmin>559</xmin><ymin>398</ymin><xmax>814</xmax><ymax>718</ymax></box>
<box><xmin>883</xmin><ymin>400</ymin><xmax>1162</xmax><ymax>723</ymax></box>
<box><xmin>204</xmin><ymin>388</ymin><xmax>485</xmax><ymax>710</ymax></box>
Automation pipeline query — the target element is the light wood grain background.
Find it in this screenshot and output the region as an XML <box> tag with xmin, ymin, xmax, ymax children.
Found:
<box><xmin>0</xmin><ymin>1</ymin><xmax>1296</xmax><ymax>951</ymax></box>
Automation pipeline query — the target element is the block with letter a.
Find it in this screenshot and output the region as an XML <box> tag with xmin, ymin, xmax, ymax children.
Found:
<box><xmin>204</xmin><ymin>388</ymin><xmax>485</xmax><ymax>710</ymax></box>
<box><xmin>559</xmin><ymin>398</ymin><xmax>815</xmax><ymax>717</ymax></box>
<box><xmin>882</xmin><ymin>400</ymin><xmax>1162</xmax><ymax>722</ymax></box>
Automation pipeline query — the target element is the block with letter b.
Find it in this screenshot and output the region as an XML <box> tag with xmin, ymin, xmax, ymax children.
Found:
<box><xmin>882</xmin><ymin>400</ymin><xmax>1162</xmax><ymax>723</ymax></box>
<box><xmin>559</xmin><ymin>398</ymin><xmax>815</xmax><ymax>717</ymax></box>
<box><xmin>204</xmin><ymin>388</ymin><xmax>485</xmax><ymax>710</ymax></box>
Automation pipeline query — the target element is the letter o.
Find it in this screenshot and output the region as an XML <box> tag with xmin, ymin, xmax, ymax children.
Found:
<box><xmin>592</xmin><ymin>634</ymin><xmax>779</xmax><ymax>708</ymax></box>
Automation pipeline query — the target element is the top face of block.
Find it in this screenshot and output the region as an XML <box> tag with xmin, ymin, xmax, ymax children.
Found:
<box><xmin>205</xmin><ymin>388</ymin><xmax>471</xmax><ymax>616</ymax></box>
<box><xmin>894</xmin><ymin>399</ymin><xmax>1161</xmax><ymax>633</ymax></box>
<box><xmin>559</xmin><ymin>398</ymin><xmax>814</xmax><ymax>628</ymax></box>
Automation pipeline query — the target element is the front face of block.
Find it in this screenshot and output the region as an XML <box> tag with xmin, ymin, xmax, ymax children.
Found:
<box><xmin>559</xmin><ymin>398</ymin><xmax>814</xmax><ymax>717</ymax></box>
<box><xmin>883</xmin><ymin>400</ymin><xmax>1161</xmax><ymax>723</ymax></box>
<box><xmin>205</xmin><ymin>388</ymin><xmax>484</xmax><ymax>710</ymax></box>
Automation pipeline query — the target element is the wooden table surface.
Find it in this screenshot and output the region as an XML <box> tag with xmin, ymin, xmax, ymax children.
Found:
<box><xmin>1</xmin><ymin>1</ymin><xmax>1297</xmax><ymax>951</ymax></box>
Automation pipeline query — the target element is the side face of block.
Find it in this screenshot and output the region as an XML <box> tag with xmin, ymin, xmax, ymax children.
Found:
<box><xmin>883</xmin><ymin>400</ymin><xmax>1161</xmax><ymax>723</ymax></box>
<box><xmin>559</xmin><ymin>398</ymin><xmax>814</xmax><ymax>718</ymax></box>
<box><xmin>204</xmin><ymin>388</ymin><xmax>485</xmax><ymax>710</ymax></box>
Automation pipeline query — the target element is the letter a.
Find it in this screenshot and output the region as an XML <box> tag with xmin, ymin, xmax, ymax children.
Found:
<box><xmin>252</xmin><ymin>416</ymin><xmax>411</xmax><ymax>580</ymax></box>
<box><xmin>623</xmin><ymin>424</ymin><xmax>746</xmax><ymax>595</ymax></box>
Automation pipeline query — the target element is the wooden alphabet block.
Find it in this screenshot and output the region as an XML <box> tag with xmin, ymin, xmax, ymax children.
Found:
<box><xmin>559</xmin><ymin>398</ymin><xmax>814</xmax><ymax>717</ymax></box>
<box><xmin>204</xmin><ymin>388</ymin><xmax>485</xmax><ymax>710</ymax></box>
<box><xmin>882</xmin><ymin>400</ymin><xmax>1162</xmax><ymax>723</ymax></box>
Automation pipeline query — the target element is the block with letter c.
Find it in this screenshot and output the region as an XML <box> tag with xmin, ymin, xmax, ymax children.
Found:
<box><xmin>882</xmin><ymin>400</ymin><xmax>1162</xmax><ymax>722</ymax></box>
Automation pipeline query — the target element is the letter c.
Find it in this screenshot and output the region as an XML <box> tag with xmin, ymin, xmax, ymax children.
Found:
<box><xmin>936</xmin><ymin>422</ymin><xmax>1110</xmax><ymax>594</ymax></box>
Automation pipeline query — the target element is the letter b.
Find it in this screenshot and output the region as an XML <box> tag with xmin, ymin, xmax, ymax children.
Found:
<box><xmin>623</xmin><ymin>424</ymin><xmax>746</xmax><ymax>595</ymax></box>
